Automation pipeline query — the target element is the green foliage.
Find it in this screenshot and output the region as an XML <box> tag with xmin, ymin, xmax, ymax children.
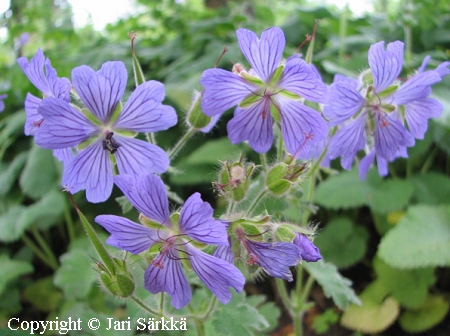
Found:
<box><xmin>0</xmin><ymin>254</ymin><xmax>33</xmax><ymax>295</ymax></box>
<box><xmin>378</xmin><ymin>205</ymin><xmax>450</xmax><ymax>268</ymax></box>
<box><xmin>312</xmin><ymin>308</ymin><xmax>340</xmax><ymax>334</ymax></box>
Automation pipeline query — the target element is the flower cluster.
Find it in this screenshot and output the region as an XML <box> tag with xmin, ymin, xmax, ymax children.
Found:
<box><xmin>324</xmin><ymin>41</ymin><xmax>448</xmax><ymax>179</ymax></box>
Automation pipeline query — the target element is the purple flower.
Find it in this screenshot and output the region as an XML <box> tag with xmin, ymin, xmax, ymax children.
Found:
<box><xmin>200</xmin><ymin>27</ymin><xmax>327</xmax><ymax>156</ymax></box>
<box><xmin>0</xmin><ymin>94</ymin><xmax>7</xmax><ymax>113</ymax></box>
<box><xmin>33</xmin><ymin>61</ymin><xmax>177</xmax><ymax>203</ymax></box>
<box><xmin>293</xmin><ymin>233</ymin><xmax>322</xmax><ymax>262</ymax></box>
<box><xmin>95</xmin><ymin>174</ymin><xmax>244</xmax><ymax>309</ymax></box>
<box><xmin>234</xmin><ymin>228</ymin><xmax>302</xmax><ymax>281</ymax></box>
<box><xmin>324</xmin><ymin>41</ymin><xmax>444</xmax><ymax>178</ymax></box>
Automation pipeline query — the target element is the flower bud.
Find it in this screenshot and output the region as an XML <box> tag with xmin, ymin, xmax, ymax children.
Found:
<box><xmin>97</xmin><ymin>261</ymin><xmax>135</xmax><ymax>298</ymax></box>
<box><xmin>266</xmin><ymin>162</ymin><xmax>308</xmax><ymax>196</ymax></box>
<box><xmin>293</xmin><ymin>233</ymin><xmax>322</xmax><ymax>262</ymax></box>
<box><xmin>186</xmin><ymin>91</ymin><xmax>212</xmax><ymax>129</ymax></box>
<box><xmin>214</xmin><ymin>159</ymin><xmax>255</xmax><ymax>202</ymax></box>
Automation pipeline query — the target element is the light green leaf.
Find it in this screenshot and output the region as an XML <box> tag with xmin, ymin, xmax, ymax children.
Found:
<box><xmin>304</xmin><ymin>260</ymin><xmax>361</xmax><ymax>310</ymax></box>
<box><xmin>378</xmin><ymin>205</ymin><xmax>450</xmax><ymax>268</ymax></box>
<box><xmin>0</xmin><ymin>205</ymin><xmax>27</xmax><ymax>242</ymax></box>
<box><xmin>185</xmin><ymin>137</ymin><xmax>249</xmax><ymax>165</ymax></box>
<box><xmin>23</xmin><ymin>277</ymin><xmax>62</xmax><ymax>312</ymax></box>
<box><xmin>399</xmin><ymin>295</ymin><xmax>450</xmax><ymax>333</ymax></box>
<box><xmin>0</xmin><ymin>254</ymin><xmax>33</xmax><ymax>295</ymax></box>
<box><xmin>374</xmin><ymin>257</ymin><xmax>435</xmax><ymax>308</ymax></box>
<box><xmin>314</xmin><ymin>218</ymin><xmax>369</xmax><ymax>269</ymax></box>
<box><xmin>0</xmin><ymin>152</ymin><xmax>27</xmax><ymax>196</ymax></box>
<box><xmin>410</xmin><ymin>172</ymin><xmax>450</xmax><ymax>205</ymax></box>
<box><xmin>19</xmin><ymin>144</ymin><xmax>59</xmax><ymax>199</ymax></box>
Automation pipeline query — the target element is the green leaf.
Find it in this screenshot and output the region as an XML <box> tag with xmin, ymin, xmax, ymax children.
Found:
<box><xmin>0</xmin><ymin>254</ymin><xmax>33</xmax><ymax>295</ymax></box>
<box><xmin>211</xmin><ymin>291</ymin><xmax>270</xmax><ymax>336</ymax></box>
<box><xmin>410</xmin><ymin>172</ymin><xmax>450</xmax><ymax>205</ymax></box>
<box><xmin>19</xmin><ymin>144</ymin><xmax>59</xmax><ymax>199</ymax></box>
<box><xmin>341</xmin><ymin>280</ymin><xmax>400</xmax><ymax>334</ymax></box>
<box><xmin>0</xmin><ymin>152</ymin><xmax>27</xmax><ymax>196</ymax></box>
<box><xmin>54</xmin><ymin>240</ymin><xmax>98</xmax><ymax>299</ymax></box>
<box><xmin>246</xmin><ymin>295</ymin><xmax>281</xmax><ymax>333</ymax></box>
<box><xmin>0</xmin><ymin>205</ymin><xmax>27</xmax><ymax>243</ymax></box>
<box><xmin>185</xmin><ymin>137</ymin><xmax>248</xmax><ymax>165</ymax></box>
<box><xmin>304</xmin><ymin>260</ymin><xmax>361</xmax><ymax>310</ymax></box>
<box><xmin>314</xmin><ymin>218</ymin><xmax>369</xmax><ymax>269</ymax></box>
<box><xmin>23</xmin><ymin>276</ymin><xmax>62</xmax><ymax>312</ymax></box>
<box><xmin>399</xmin><ymin>295</ymin><xmax>450</xmax><ymax>333</ymax></box>
<box><xmin>378</xmin><ymin>205</ymin><xmax>450</xmax><ymax>268</ymax></box>
<box><xmin>374</xmin><ymin>257</ymin><xmax>435</xmax><ymax>308</ymax></box>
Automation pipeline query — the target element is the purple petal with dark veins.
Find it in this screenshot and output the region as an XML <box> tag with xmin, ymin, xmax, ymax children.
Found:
<box><xmin>179</xmin><ymin>193</ymin><xmax>228</xmax><ymax>245</ymax></box>
<box><xmin>114</xmin><ymin>135</ymin><xmax>169</xmax><ymax>175</ymax></box>
<box><xmin>279</xmin><ymin>57</ymin><xmax>328</xmax><ymax>104</ymax></box>
<box><xmin>115</xmin><ymin>80</ymin><xmax>177</xmax><ymax>132</ymax></box>
<box><xmin>62</xmin><ymin>141</ymin><xmax>113</xmax><ymax>203</ymax></box>
<box><xmin>53</xmin><ymin>148</ymin><xmax>74</xmax><ymax>166</ymax></box>
<box><xmin>35</xmin><ymin>97</ymin><xmax>98</xmax><ymax>149</ymax></box>
<box><xmin>359</xmin><ymin>150</ymin><xmax>375</xmax><ymax>180</ymax></box>
<box><xmin>278</xmin><ymin>98</ymin><xmax>328</xmax><ymax>157</ymax></box>
<box><xmin>24</xmin><ymin>93</ymin><xmax>42</xmax><ymax>136</ymax></box>
<box><xmin>213</xmin><ymin>244</ymin><xmax>235</xmax><ymax>263</ymax></box>
<box><xmin>404</xmin><ymin>98</ymin><xmax>442</xmax><ymax>139</ymax></box>
<box><xmin>323</xmin><ymin>83</ymin><xmax>365</xmax><ymax>126</ymax></box>
<box><xmin>392</xmin><ymin>71</ymin><xmax>441</xmax><ymax>105</ymax></box>
<box><xmin>72</xmin><ymin>61</ymin><xmax>127</xmax><ymax>123</ymax></box>
<box><xmin>246</xmin><ymin>240</ymin><xmax>301</xmax><ymax>281</ymax></box>
<box><xmin>95</xmin><ymin>214</ymin><xmax>159</xmax><ymax>254</ymax></box>
<box><xmin>236</xmin><ymin>27</ymin><xmax>285</xmax><ymax>82</ymax></box>
<box><xmin>186</xmin><ymin>244</ymin><xmax>244</xmax><ymax>304</ymax></box>
<box><xmin>200</xmin><ymin>68</ymin><xmax>255</xmax><ymax>116</ymax></box>
<box><xmin>114</xmin><ymin>174</ymin><xmax>170</xmax><ymax>225</ymax></box>
<box><xmin>227</xmin><ymin>99</ymin><xmax>273</xmax><ymax>153</ymax></box>
<box><xmin>145</xmin><ymin>249</ymin><xmax>191</xmax><ymax>309</ymax></box>
<box><xmin>293</xmin><ymin>233</ymin><xmax>322</xmax><ymax>262</ymax></box>
<box><xmin>368</xmin><ymin>41</ymin><xmax>404</xmax><ymax>93</ymax></box>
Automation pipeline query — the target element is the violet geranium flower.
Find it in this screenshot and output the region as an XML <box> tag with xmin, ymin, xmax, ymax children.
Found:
<box><xmin>293</xmin><ymin>233</ymin><xmax>322</xmax><ymax>262</ymax></box>
<box><xmin>34</xmin><ymin>61</ymin><xmax>177</xmax><ymax>203</ymax></box>
<box><xmin>200</xmin><ymin>27</ymin><xmax>328</xmax><ymax>156</ymax></box>
<box><xmin>0</xmin><ymin>94</ymin><xmax>7</xmax><ymax>113</ymax></box>
<box><xmin>96</xmin><ymin>174</ymin><xmax>245</xmax><ymax>309</ymax></box>
<box><xmin>324</xmin><ymin>41</ymin><xmax>444</xmax><ymax>179</ymax></box>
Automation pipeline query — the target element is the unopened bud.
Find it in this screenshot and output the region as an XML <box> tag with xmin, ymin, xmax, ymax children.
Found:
<box><xmin>186</xmin><ymin>91</ymin><xmax>211</xmax><ymax>129</ymax></box>
<box><xmin>97</xmin><ymin>261</ymin><xmax>135</xmax><ymax>298</ymax></box>
<box><xmin>266</xmin><ymin>162</ymin><xmax>308</xmax><ymax>196</ymax></box>
<box><xmin>215</xmin><ymin>159</ymin><xmax>255</xmax><ymax>202</ymax></box>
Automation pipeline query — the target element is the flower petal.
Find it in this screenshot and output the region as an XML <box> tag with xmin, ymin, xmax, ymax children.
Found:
<box><xmin>359</xmin><ymin>150</ymin><xmax>375</xmax><ymax>180</ymax></box>
<box><xmin>145</xmin><ymin>250</ymin><xmax>191</xmax><ymax>309</ymax></box>
<box><xmin>278</xmin><ymin>98</ymin><xmax>328</xmax><ymax>157</ymax></box>
<box><xmin>227</xmin><ymin>100</ymin><xmax>273</xmax><ymax>153</ymax></box>
<box><xmin>114</xmin><ymin>136</ymin><xmax>169</xmax><ymax>175</ymax></box>
<box><xmin>62</xmin><ymin>141</ymin><xmax>113</xmax><ymax>203</ymax></box>
<box><xmin>279</xmin><ymin>57</ymin><xmax>328</xmax><ymax>104</ymax></box>
<box><xmin>328</xmin><ymin>114</ymin><xmax>367</xmax><ymax>170</ymax></box>
<box><xmin>72</xmin><ymin>61</ymin><xmax>127</xmax><ymax>123</ymax></box>
<box><xmin>180</xmin><ymin>193</ymin><xmax>228</xmax><ymax>245</ymax></box>
<box><xmin>375</xmin><ymin>113</ymin><xmax>414</xmax><ymax>160</ymax></box>
<box><xmin>95</xmin><ymin>214</ymin><xmax>158</xmax><ymax>254</ymax></box>
<box><xmin>293</xmin><ymin>233</ymin><xmax>322</xmax><ymax>262</ymax></box>
<box><xmin>213</xmin><ymin>244</ymin><xmax>235</xmax><ymax>263</ymax></box>
<box><xmin>368</xmin><ymin>41</ymin><xmax>404</xmax><ymax>93</ymax></box>
<box><xmin>53</xmin><ymin>148</ymin><xmax>74</xmax><ymax>166</ymax></box>
<box><xmin>236</xmin><ymin>27</ymin><xmax>285</xmax><ymax>82</ymax></box>
<box><xmin>114</xmin><ymin>174</ymin><xmax>170</xmax><ymax>225</ymax></box>
<box><xmin>246</xmin><ymin>240</ymin><xmax>301</xmax><ymax>281</ymax></box>
<box><xmin>186</xmin><ymin>244</ymin><xmax>245</xmax><ymax>304</ymax></box>
<box><xmin>323</xmin><ymin>83</ymin><xmax>365</xmax><ymax>126</ymax></box>
<box><xmin>392</xmin><ymin>71</ymin><xmax>441</xmax><ymax>105</ymax></box>
<box><xmin>115</xmin><ymin>80</ymin><xmax>177</xmax><ymax>132</ymax></box>
<box><xmin>404</xmin><ymin>98</ymin><xmax>442</xmax><ymax>139</ymax></box>
<box><xmin>35</xmin><ymin>97</ymin><xmax>97</xmax><ymax>149</ymax></box>
<box><xmin>200</xmin><ymin>68</ymin><xmax>255</xmax><ymax>116</ymax></box>
<box><xmin>24</xmin><ymin>93</ymin><xmax>42</xmax><ymax>136</ymax></box>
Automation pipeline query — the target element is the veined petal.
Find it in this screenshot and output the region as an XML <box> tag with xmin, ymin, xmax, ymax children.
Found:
<box><xmin>145</xmin><ymin>250</ymin><xmax>191</xmax><ymax>309</ymax></box>
<box><xmin>359</xmin><ymin>150</ymin><xmax>375</xmax><ymax>180</ymax></box>
<box><xmin>62</xmin><ymin>141</ymin><xmax>113</xmax><ymax>203</ymax></box>
<box><xmin>405</xmin><ymin>98</ymin><xmax>442</xmax><ymax>139</ymax></box>
<box><xmin>95</xmin><ymin>214</ymin><xmax>158</xmax><ymax>254</ymax></box>
<box><xmin>377</xmin><ymin>154</ymin><xmax>389</xmax><ymax>177</ymax></box>
<box><xmin>246</xmin><ymin>240</ymin><xmax>301</xmax><ymax>281</ymax></box>
<box><xmin>323</xmin><ymin>83</ymin><xmax>365</xmax><ymax>126</ymax></box>
<box><xmin>45</xmin><ymin>60</ymin><xmax>71</xmax><ymax>101</ymax></box>
<box><xmin>186</xmin><ymin>244</ymin><xmax>245</xmax><ymax>305</ymax></box>
<box><xmin>24</xmin><ymin>93</ymin><xmax>42</xmax><ymax>136</ymax></box>
<box><xmin>333</xmin><ymin>74</ymin><xmax>360</xmax><ymax>89</ymax></box>
<box><xmin>115</xmin><ymin>80</ymin><xmax>177</xmax><ymax>132</ymax></box>
<box><xmin>375</xmin><ymin>112</ymin><xmax>414</xmax><ymax>161</ymax></box>
<box><xmin>53</xmin><ymin>148</ymin><xmax>74</xmax><ymax>166</ymax></box>
<box><xmin>328</xmin><ymin>114</ymin><xmax>367</xmax><ymax>170</ymax></box>
<box><xmin>114</xmin><ymin>136</ymin><xmax>169</xmax><ymax>176</ymax></box>
<box><xmin>72</xmin><ymin>61</ymin><xmax>127</xmax><ymax>123</ymax></box>
<box><xmin>180</xmin><ymin>193</ymin><xmax>228</xmax><ymax>245</ymax></box>
<box><xmin>236</xmin><ymin>27</ymin><xmax>285</xmax><ymax>82</ymax></box>
<box><xmin>278</xmin><ymin>98</ymin><xmax>328</xmax><ymax>157</ymax></box>
<box><xmin>114</xmin><ymin>174</ymin><xmax>170</xmax><ymax>225</ymax></box>
<box><xmin>213</xmin><ymin>244</ymin><xmax>235</xmax><ymax>263</ymax></box>
<box><xmin>200</xmin><ymin>114</ymin><xmax>220</xmax><ymax>133</ymax></box>
<box><xmin>279</xmin><ymin>58</ymin><xmax>328</xmax><ymax>103</ymax></box>
<box><xmin>35</xmin><ymin>97</ymin><xmax>98</xmax><ymax>149</ymax></box>
<box><xmin>200</xmin><ymin>68</ymin><xmax>255</xmax><ymax>116</ymax></box>
<box><xmin>227</xmin><ymin>99</ymin><xmax>273</xmax><ymax>153</ymax></box>
<box><xmin>436</xmin><ymin>62</ymin><xmax>450</xmax><ymax>78</ymax></box>
<box><xmin>293</xmin><ymin>233</ymin><xmax>322</xmax><ymax>262</ymax></box>
<box><xmin>392</xmin><ymin>71</ymin><xmax>441</xmax><ymax>105</ymax></box>
<box><xmin>369</xmin><ymin>41</ymin><xmax>404</xmax><ymax>93</ymax></box>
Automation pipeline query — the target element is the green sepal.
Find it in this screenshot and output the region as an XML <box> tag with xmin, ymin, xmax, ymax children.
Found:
<box><xmin>378</xmin><ymin>84</ymin><xmax>399</xmax><ymax>98</ymax></box>
<box><xmin>279</xmin><ymin>90</ymin><xmax>301</xmax><ymax>100</ymax></box>
<box><xmin>275</xmin><ymin>225</ymin><xmax>296</xmax><ymax>242</ymax></box>
<box><xmin>239</xmin><ymin>93</ymin><xmax>261</xmax><ymax>108</ymax></box>
<box><xmin>132</xmin><ymin>52</ymin><xmax>146</xmax><ymax>87</ymax></box>
<box><xmin>304</xmin><ymin>100</ymin><xmax>321</xmax><ymax>113</ymax></box>
<box><xmin>108</xmin><ymin>101</ymin><xmax>123</xmax><ymax>125</ymax></box>
<box><xmin>361</xmin><ymin>69</ymin><xmax>373</xmax><ymax>86</ymax></box>
<box><xmin>139</xmin><ymin>214</ymin><xmax>164</xmax><ymax>229</ymax></box>
<box><xmin>240</xmin><ymin>72</ymin><xmax>264</xmax><ymax>85</ymax></box>
<box><xmin>381</xmin><ymin>103</ymin><xmax>395</xmax><ymax>112</ymax></box>
<box><xmin>187</xmin><ymin>91</ymin><xmax>211</xmax><ymax>129</ymax></box>
<box><xmin>270</xmin><ymin>103</ymin><xmax>281</xmax><ymax>123</ymax></box>
<box><xmin>240</xmin><ymin>223</ymin><xmax>263</xmax><ymax>242</ymax></box>
<box><xmin>81</xmin><ymin>107</ymin><xmax>102</xmax><ymax>127</ymax></box>
<box><xmin>77</xmin><ymin>135</ymin><xmax>98</xmax><ymax>150</ymax></box>
<box><xmin>170</xmin><ymin>213</ymin><xmax>180</xmax><ymax>231</ymax></box>
<box><xmin>271</xmin><ymin>65</ymin><xmax>284</xmax><ymax>83</ymax></box>
<box><xmin>266</xmin><ymin>163</ymin><xmax>291</xmax><ymax>195</ymax></box>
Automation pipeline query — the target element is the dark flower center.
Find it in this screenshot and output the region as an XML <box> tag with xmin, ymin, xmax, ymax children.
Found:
<box><xmin>102</xmin><ymin>132</ymin><xmax>120</xmax><ymax>154</ymax></box>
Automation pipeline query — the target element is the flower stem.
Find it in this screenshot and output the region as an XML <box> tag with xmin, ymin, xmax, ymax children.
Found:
<box><xmin>168</xmin><ymin>127</ymin><xmax>197</xmax><ymax>160</ymax></box>
<box><xmin>420</xmin><ymin>146</ymin><xmax>438</xmax><ymax>174</ymax></box>
<box><xmin>275</xmin><ymin>278</ymin><xmax>293</xmax><ymax>314</ymax></box>
<box><xmin>130</xmin><ymin>295</ymin><xmax>160</xmax><ymax>316</ymax></box>
<box><xmin>245</xmin><ymin>188</ymin><xmax>268</xmax><ymax>216</ymax></box>
<box><xmin>21</xmin><ymin>235</ymin><xmax>58</xmax><ymax>270</ymax></box>
<box><xmin>146</xmin><ymin>132</ymin><xmax>156</xmax><ymax>145</ymax></box>
<box><xmin>31</xmin><ymin>226</ymin><xmax>59</xmax><ymax>269</ymax></box>
<box><xmin>260</xmin><ymin>153</ymin><xmax>268</xmax><ymax>170</ymax></box>
<box><xmin>200</xmin><ymin>296</ymin><xmax>218</xmax><ymax>320</ymax></box>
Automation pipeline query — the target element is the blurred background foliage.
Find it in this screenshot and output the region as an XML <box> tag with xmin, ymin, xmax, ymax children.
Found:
<box><xmin>0</xmin><ymin>0</ymin><xmax>449</xmax><ymax>335</ymax></box>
